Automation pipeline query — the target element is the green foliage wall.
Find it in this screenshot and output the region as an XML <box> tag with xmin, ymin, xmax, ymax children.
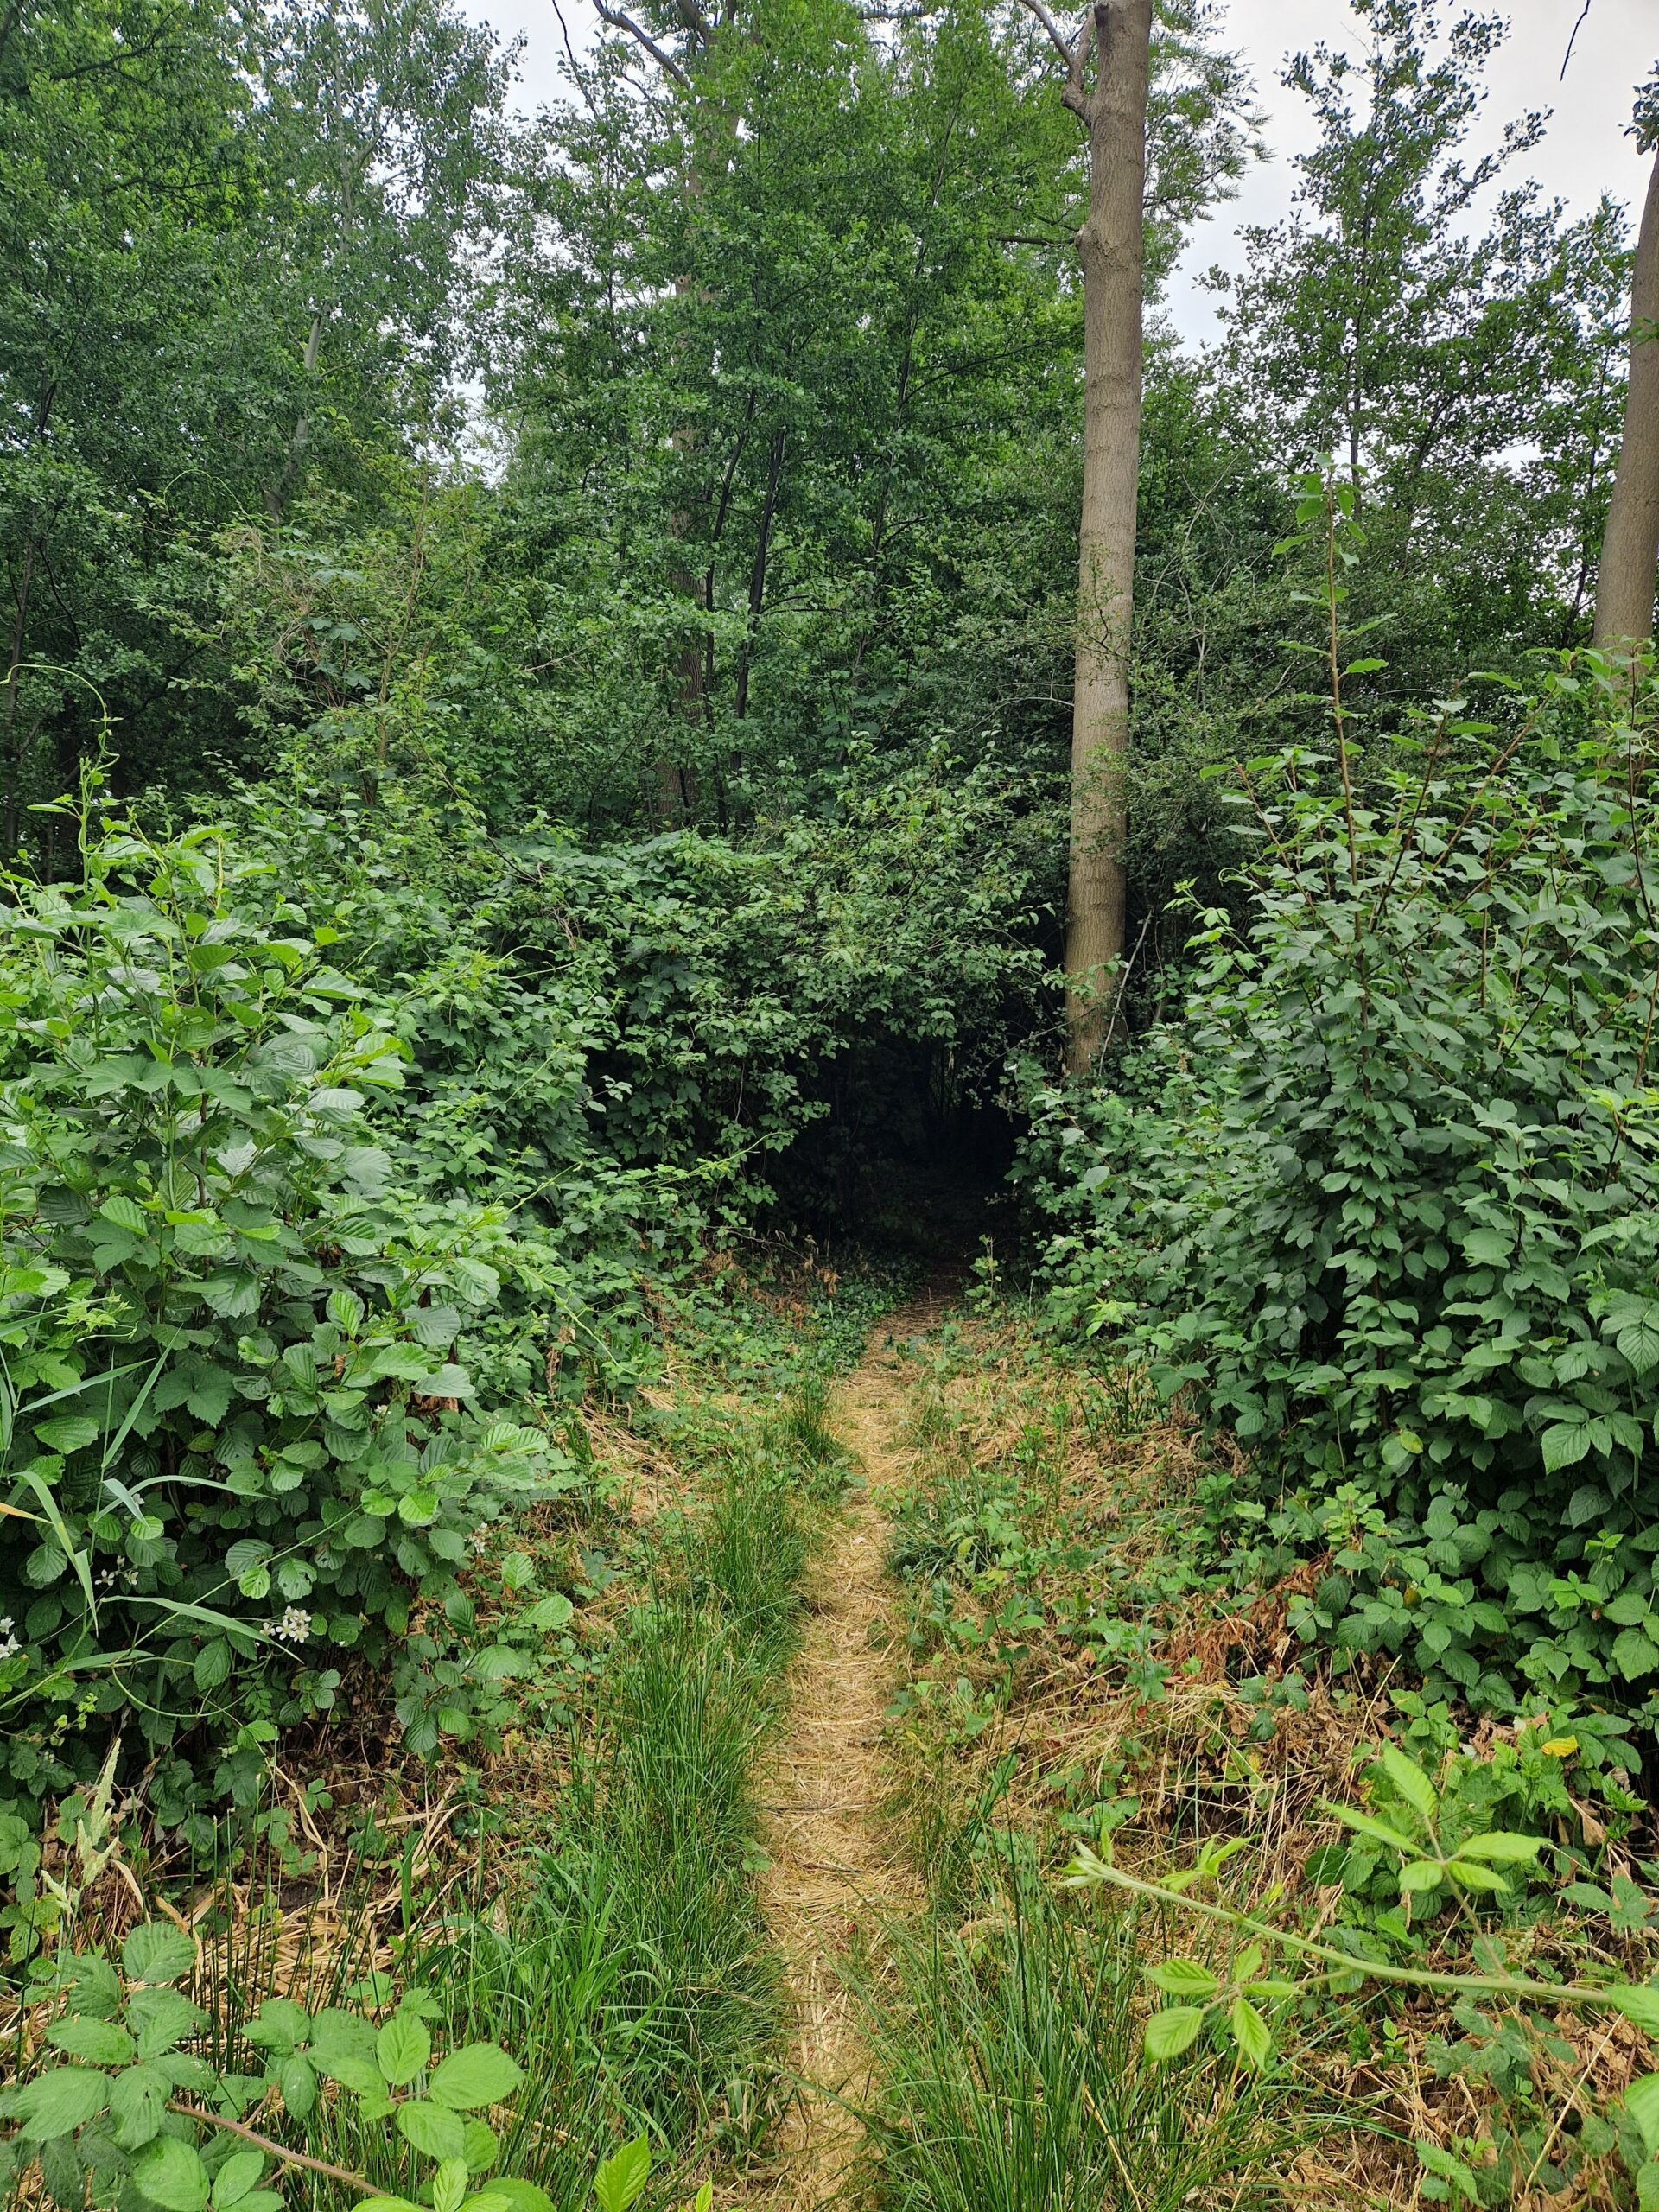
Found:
<box><xmin>1027</xmin><ymin>634</ymin><xmax>1659</xmax><ymax>1726</ymax></box>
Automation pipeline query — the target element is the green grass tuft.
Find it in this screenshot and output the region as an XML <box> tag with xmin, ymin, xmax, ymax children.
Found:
<box><xmin>859</xmin><ymin>1873</ymin><xmax>1310</xmax><ymax>2212</ymax></box>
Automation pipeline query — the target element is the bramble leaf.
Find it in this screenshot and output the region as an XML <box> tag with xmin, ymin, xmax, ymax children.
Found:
<box><xmin>1144</xmin><ymin>2006</ymin><xmax>1206</xmax><ymax>2061</ymax></box>
<box><xmin>429</xmin><ymin>2044</ymin><xmax>523</xmax><ymax>2112</ymax></box>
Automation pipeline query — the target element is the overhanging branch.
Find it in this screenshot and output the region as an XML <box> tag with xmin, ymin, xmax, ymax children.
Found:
<box><xmin>592</xmin><ymin>0</ymin><xmax>690</xmax><ymax>88</ymax></box>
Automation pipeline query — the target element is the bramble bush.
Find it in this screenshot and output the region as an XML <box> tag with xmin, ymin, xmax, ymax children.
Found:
<box><xmin>0</xmin><ymin>1912</ymin><xmax>708</xmax><ymax>2212</ymax></box>
<box><xmin>0</xmin><ymin>804</ymin><xmax>575</xmax><ymax>1852</ymax></box>
<box><xmin>0</xmin><ymin>737</ymin><xmax>1052</xmax><ymax>1868</ymax></box>
<box><xmin>1027</xmin><ymin>480</ymin><xmax>1659</xmax><ymax>1722</ymax></box>
<box><xmin>1068</xmin><ymin>1738</ymin><xmax>1659</xmax><ymax>2209</ymax></box>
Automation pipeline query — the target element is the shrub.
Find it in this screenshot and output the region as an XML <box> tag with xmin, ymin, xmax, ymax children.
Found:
<box><xmin>0</xmin><ymin>808</ymin><xmax>569</xmax><ymax>1847</ymax></box>
<box><xmin>1027</xmin><ymin>630</ymin><xmax>1659</xmax><ymax>1716</ymax></box>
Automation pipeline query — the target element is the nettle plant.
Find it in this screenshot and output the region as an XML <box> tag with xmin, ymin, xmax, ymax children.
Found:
<box><xmin>0</xmin><ymin>803</ymin><xmax>575</xmax><ymax>1846</ymax></box>
<box><xmin>1070</xmin><ymin>1741</ymin><xmax>1659</xmax><ymax>2208</ymax></box>
<box><xmin>0</xmin><ymin>1919</ymin><xmax>713</xmax><ymax>2212</ymax></box>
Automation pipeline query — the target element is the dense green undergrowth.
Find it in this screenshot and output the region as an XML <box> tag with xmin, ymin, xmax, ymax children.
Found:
<box><xmin>1027</xmin><ymin>534</ymin><xmax>1659</xmax><ymax>1746</ymax></box>
<box><xmin>2</xmin><ymin>1337</ymin><xmax>846</xmax><ymax>2210</ymax></box>
<box><xmin>0</xmin><ymin>743</ymin><xmax>1013</xmax><ymax>1862</ymax></box>
<box><xmin>876</xmin><ymin>1314</ymin><xmax>1659</xmax><ymax>2209</ymax></box>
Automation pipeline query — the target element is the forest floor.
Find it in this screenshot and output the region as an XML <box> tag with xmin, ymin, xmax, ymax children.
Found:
<box><xmin>14</xmin><ymin>1263</ymin><xmax>1654</xmax><ymax>2212</ymax></box>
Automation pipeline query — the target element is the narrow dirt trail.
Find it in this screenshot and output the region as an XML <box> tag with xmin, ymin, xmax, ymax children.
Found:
<box><xmin>752</xmin><ymin>1300</ymin><xmax>941</xmax><ymax>2212</ymax></box>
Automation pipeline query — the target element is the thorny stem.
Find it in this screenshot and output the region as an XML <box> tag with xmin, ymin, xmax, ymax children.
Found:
<box><xmin>166</xmin><ymin>2103</ymin><xmax>378</xmax><ymax>2196</ymax></box>
<box><xmin>1068</xmin><ymin>1851</ymin><xmax>1651</xmax><ymax>2012</ymax></box>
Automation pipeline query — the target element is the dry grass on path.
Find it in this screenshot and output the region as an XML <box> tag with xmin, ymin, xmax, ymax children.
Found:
<box><xmin>749</xmin><ymin>1305</ymin><xmax>941</xmax><ymax>2212</ymax></box>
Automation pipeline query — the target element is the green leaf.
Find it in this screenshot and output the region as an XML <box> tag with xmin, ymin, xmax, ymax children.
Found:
<box><xmin>1230</xmin><ymin>1996</ymin><xmax>1273</xmax><ymax>2070</ymax></box>
<box><xmin>592</xmin><ymin>2137</ymin><xmax>651</xmax><ymax>2212</ymax></box>
<box><xmin>131</xmin><ymin>2133</ymin><xmax>211</xmax><ymax>2212</ymax></box>
<box><xmin>1416</xmin><ymin>2140</ymin><xmax>1480</xmax><ymax>2196</ymax></box>
<box><xmin>433</xmin><ymin>2160</ymin><xmax>470</xmax><ymax>2212</ymax></box>
<box><xmin>1627</xmin><ymin>2075</ymin><xmax>1659</xmax><ymax>2158</ymax></box>
<box><xmin>1455</xmin><ymin>1831</ymin><xmax>1543</xmax><ymax>1866</ymax></box>
<box><xmin>397</xmin><ymin>2101</ymin><xmax>468</xmax><ymax>2161</ymax></box>
<box><xmin>1616</xmin><ymin>1317</ymin><xmax>1659</xmax><ymax>1377</ymax></box>
<box><xmin>1143</xmin><ymin>2006</ymin><xmax>1206</xmax><ymax>2061</ymax></box>
<box><xmin>1608</xmin><ymin>1986</ymin><xmax>1659</xmax><ymax>2037</ymax></box>
<box><xmin>1541</xmin><ymin>1421</ymin><xmax>1592</xmax><ymax>1474</ymax></box>
<box><xmin>1613</xmin><ymin>1629</ymin><xmax>1659</xmax><ymax>1681</ymax></box>
<box><xmin>213</xmin><ymin>2152</ymin><xmax>267</xmax><ymax>2209</ymax></box>
<box><xmin>461</xmin><ymin>2120</ymin><xmax>498</xmax><ymax>2176</ymax></box>
<box><xmin>243</xmin><ymin>1999</ymin><xmax>309</xmax><ymax>2055</ymax></box>
<box><xmin>47</xmin><ymin>2017</ymin><xmax>135</xmax><ymax>2064</ymax></box>
<box><xmin>127</xmin><ymin>1987</ymin><xmax>206</xmax><ymax>2060</ymax></box>
<box><xmin>429</xmin><ymin>2044</ymin><xmax>524</xmax><ymax>2112</ymax></box>
<box><xmin>1461</xmin><ymin>1228</ymin><xmax>1512</xmax><ymax>1266</ymax></box>
<box><xmin>122</xmin><ymin>1922</ymin><xmax>195</xmax><ymax>1986</ymax></box>
<box><xmin>1397</xmin><ymin>1859</ymin><xmax>1445</xmax><ymax>1894</ymax></box>
<box><xmin>1144</xmin><ymin>1959</ymin><xmax>1218</xmax><ymax>1999</ymax></box>
<box><xmin>1325</xmin><ymin>1804</ymin><xmax>1420</xmax><ymax>1856</ymax></box>
<box><xmin>523</xmin><ymin>1594</ymin><xmax>574</xmax><ymax>1633</ymax></box>
<box><xmin>35</xmin><ymin>1415</ymin><xmax>99</xmax><ymax>1454</ymax></box>
<box><xmin>322</xmin><ymin>2055</ymin><xmax>388</xmax><ymax>2098</ymax></box>
<box><xmin>11</xmin><ymin>2067</ymin><xmax>111</xmax><ymax>2141</ymax></box>
<box><xmin>1376</xmin><ymin>1744</ymin><xmax>1439</xmax><ymax>1825</ymax></box>
<box><xmin>184</xmin><ymin>1369</ymin><xmax>232</xmax><ymax>1426</ymax></box>
<box><xmin>108</xmin><ymin>2063</ymin><xmax>169</xmax><ymax>2149</ymax></box>
<box><xmin>376</xmin><ymin>2010</ymin><xmax>432</xmax><ymax>2088</ymax></box>
<box><xmin>308</xmin><ymin>2009</ymin><xmax>379</xmax><ymax>2073</ymax></box>
<box><xmin>1445</xmin><ymin>1859</ymin><xmax>1511</xmax><ymax>1894</ymax></box>
<box><xmin>276</xmin><ymin>2053</ymin><xmax>318</xmax><ymax>2120</ymax></box>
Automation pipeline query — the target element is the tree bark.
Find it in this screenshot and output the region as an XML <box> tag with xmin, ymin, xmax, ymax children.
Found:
<box><xmin>1064</xmin><ymin>0</ymin><xmax>1150</xmax><ymax>1073</ymax></box>
<box><xmin>1595</xmin><ymin>145</ymin><xmax>1659</xmax><ymax>651</ymax></box>
<box><xmin>734</xmin><ymin>424</ymin><xmax>784</xmax><ymax>720</ymax></box>
<box><xmin>264</xmin><ymin>311</ymin><xmax>324</xmax><ymax>524</ymax></box>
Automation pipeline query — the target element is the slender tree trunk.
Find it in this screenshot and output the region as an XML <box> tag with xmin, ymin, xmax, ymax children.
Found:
<box><xmin>655</xmin><ymin>234</ymin><xmax>708</xmax><ymax>824</ymax></box>
<box><xmin>1595</xmin><ymin>146</ymin><xmax>1659</xmax><ymax>651</ymax></box>
<box><xmin>1065</xmin><ymin>0</ymin><xmax>1150</xmax><ymax>1073</ymax></box>
<box><xmin>265</xmin><ymin>312</ymin><xmax>324</xmax><ymax>524</ymax></box>
<box><xmin>2</xmin><ymin>534</ymin><xmax>36</xmax><ymax>852</ymax></box>
<box><xmin>734</xmin><ymin>425</ymin><xmax>784</xmax><ymax>720</ymax></box>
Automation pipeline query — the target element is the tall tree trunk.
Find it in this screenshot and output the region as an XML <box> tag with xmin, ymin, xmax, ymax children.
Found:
<box><xmin>1065</xmin><ymin>0</ymin><xmax>1150</xmax><ymax>1073</ymax></box>
<box><xmin>264</xmin><ymin>312</ymin><xmax>324</xmax><ymax>524</ymax></box>
<box><xmin>1595</xmin><ymin>145</ymin><xmax>1659</xmax><ymax>651</ymax></box>
<box><xmin>734</xmin><ymin>425</ymin><xmax>785</xmax><ymax>721</ymax></box>
<box><xmin>2</xmin><ymin>534</ymin><xmax>36</xmax><ymax>853</ymax></box>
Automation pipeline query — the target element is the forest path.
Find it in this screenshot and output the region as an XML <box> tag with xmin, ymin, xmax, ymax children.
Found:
<box><xmin>751</xmin><ymin>1294</ymin><xmax>944</xmax><ymax>2212</ymax></box>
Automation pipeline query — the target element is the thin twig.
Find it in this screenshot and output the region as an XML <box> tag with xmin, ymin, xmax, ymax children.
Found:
<box><xmin>1560</xmin><ymin>0</ymin><xmax>1592</xmax><ymax>79</ymax></box>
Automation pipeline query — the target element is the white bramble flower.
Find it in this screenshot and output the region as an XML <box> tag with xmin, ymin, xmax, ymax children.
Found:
<box><xmin>264</xmin><ymin>1606</ymin><xmax>315</xmax><ymax>1643</ymax></box>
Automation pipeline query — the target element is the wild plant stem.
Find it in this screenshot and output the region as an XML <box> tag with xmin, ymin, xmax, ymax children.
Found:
<box><xmin>166</xmin><ymin>2102</ymin><xmax>378</xmax><ymax>2195</ymax></box>
<box><xmin>1071</xmin><ymin>1853</ymin><xmax>1638</xmax><ymax>2012</ymax></box>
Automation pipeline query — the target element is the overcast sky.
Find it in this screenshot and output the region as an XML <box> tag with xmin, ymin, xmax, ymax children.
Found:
<box><xmin>457</xmin><ymin>0</ymin><xmax>1656</xmax><ymax>348</ymax></box>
